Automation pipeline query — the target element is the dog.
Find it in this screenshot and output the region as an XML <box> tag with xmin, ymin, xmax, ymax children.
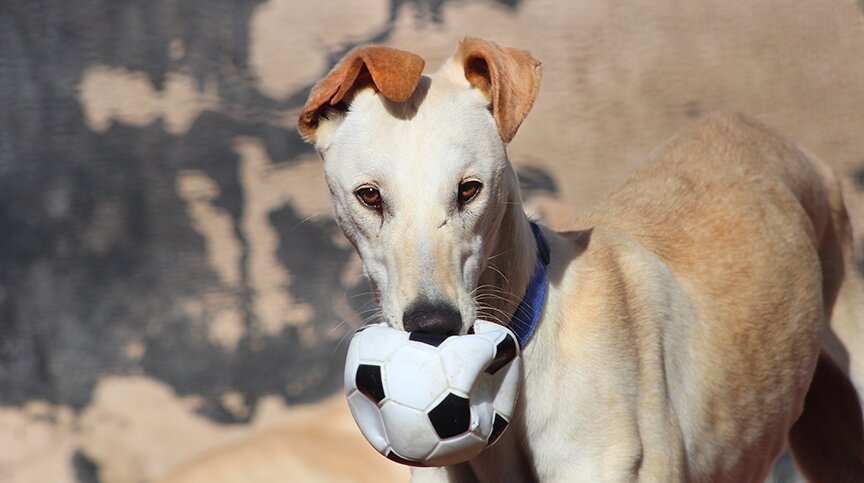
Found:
<box><xmin>158</xmin><ymin>396</ymin><xmax>409</xmax><ymax>483</ymax></box>
<box><xmin>299</xmin><ymin>38</ymin><xmax>864</xmax><ymax>482</ymax></box>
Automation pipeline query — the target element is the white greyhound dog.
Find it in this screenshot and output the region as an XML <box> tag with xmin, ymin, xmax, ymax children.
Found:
<box><xmin>299</xmin><ymin>38</ymin><xmax>864</xmax><ymax>482</ymax></box>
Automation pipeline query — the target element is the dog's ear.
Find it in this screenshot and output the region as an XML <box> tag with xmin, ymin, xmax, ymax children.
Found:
<box><xmin>298</xmin><ymin>46</ymin><xmax>425</xmax><ymax>144</ymax></box>
<box><xmin>457</xmin><ymin>37</ymin><xmax>542</xmax><ymax>143</ymax></box>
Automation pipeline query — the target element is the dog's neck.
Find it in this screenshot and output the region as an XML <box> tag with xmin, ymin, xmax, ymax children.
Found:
<box><xmin>470</xmin><ymin>165</ymin><xmax>547</xmax><ymax>481</ymax></box>
<box><xmin>477</xmin><ymin>163</ymin><xmax>538</xmax><ymax>331</ymax></box>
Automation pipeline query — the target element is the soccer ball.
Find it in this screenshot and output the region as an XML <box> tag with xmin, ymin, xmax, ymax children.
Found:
<box><xmin>344</xmin><ymin>320</ymin><xmax>521</xmax><ymax>467</ymax></box>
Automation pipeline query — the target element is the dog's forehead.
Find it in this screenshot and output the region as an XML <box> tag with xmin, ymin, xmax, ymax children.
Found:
<box><xmin>324</xmin><ymin>75</ymin><xmax>504</xmax><ymax>185</ymax></box>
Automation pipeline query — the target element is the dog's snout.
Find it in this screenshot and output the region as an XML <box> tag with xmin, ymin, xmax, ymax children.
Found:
<box><xmin>402</xmin><ymin>301</ymin><xmax>462</xmax><ymax>335</ymax></box>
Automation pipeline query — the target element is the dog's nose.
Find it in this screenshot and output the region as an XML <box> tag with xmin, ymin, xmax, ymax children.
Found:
<box><xmin>402</xmin><ymin>301</ymin><xmax>462</xmax><ymax>335</ymax></box>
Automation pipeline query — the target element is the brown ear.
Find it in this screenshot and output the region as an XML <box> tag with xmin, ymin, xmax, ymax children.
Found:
<box><xmin>457</xmin><ymin>37</ymin><xmax>542</xmax><ymax>143</ymax></box>
<box><xmin>298</xmin><ymin>46</ymin><xmax>425</xmax><ymax>143</ymax></box>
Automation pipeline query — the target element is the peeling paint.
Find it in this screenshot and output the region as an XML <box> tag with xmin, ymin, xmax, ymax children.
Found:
<box><xmin>78</xmin><ymin>66</ymin><xmax>219</xmax><ymax>135</ymax></box>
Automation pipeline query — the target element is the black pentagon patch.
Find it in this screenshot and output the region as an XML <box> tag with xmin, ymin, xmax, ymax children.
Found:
<box><xmin>485</xmin><ymin>334</ymin><xmax>517</xmax><ymax>374</ymax></box>
<box><xmin>355</xmin><ymin>364</ymin><xmax>386</xmax><ymax>405</ymax></box>
<box><xmin>467</xmin><ymin>325</ymin><xmax>475</xmax><ymax>334</ymax></box>
<box><xmin>385</xmin><ymin>449</ymin><xmax>425</xmax><ymax>467</ymax></box>
<box><xmin>408</xmin><ymin>331</ymin><xmax>450</xmax><ymax>347</ymax></box>
<box><xmin>488</xmin><ymin>413</ymin><xmax>509</xmax><ymax>446</ymax></box>
<box><xmin>428</xmin><ymin>393</ymin><xmax>471</xmax><ymax>439</ymax></box>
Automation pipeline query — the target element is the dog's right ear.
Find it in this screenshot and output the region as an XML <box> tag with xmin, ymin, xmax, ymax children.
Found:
<box><xmin>298</xmin><ymin>46</ymin><xmax>425</xmax><ymax>145</ymax></box>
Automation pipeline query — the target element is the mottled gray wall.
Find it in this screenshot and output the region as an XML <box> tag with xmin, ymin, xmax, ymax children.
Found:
<box><xmin>2</xmin><ymin>1</ymin><xmax>863</xmax><ymax>482</ymax></box>
<box><xmin>4</xmin><ymin>0</ymin><xmax>325</xmax><ymax>417</ymax></box>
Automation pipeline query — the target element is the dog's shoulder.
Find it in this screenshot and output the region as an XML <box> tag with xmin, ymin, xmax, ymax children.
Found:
<box><xmin>552</xmin><ymin>225</ymin><xmax>676</xmax><ymax>324</ymax></box>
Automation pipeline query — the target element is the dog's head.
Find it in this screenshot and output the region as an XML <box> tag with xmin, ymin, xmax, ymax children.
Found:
<box><xmin>299</xmin><ymin>38</ymin><xmax>541</xmax><ymax>335</ymax></box>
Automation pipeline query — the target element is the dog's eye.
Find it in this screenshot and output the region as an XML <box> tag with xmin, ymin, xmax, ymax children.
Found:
<box><xmin>355</xmin><ymin>186</ymin><xmax>382</xmax><ymax>210</ymax></box>
<box><xmin>458</xmin><ymin>180</ymin><xmax>482</xmax><ymax>205</ymax></box>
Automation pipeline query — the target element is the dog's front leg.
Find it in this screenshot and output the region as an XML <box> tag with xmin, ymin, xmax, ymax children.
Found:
<box><xmin>410</xmin><ymin>464</ymin><xmax>478</xmax><ymax>483</ymax></box>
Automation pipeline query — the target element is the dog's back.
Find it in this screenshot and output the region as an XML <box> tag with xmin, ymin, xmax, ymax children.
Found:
<box><xmin>575</xmin><ymin>112</ymin><xmax>864</xmax><ymax>481</ymax></box>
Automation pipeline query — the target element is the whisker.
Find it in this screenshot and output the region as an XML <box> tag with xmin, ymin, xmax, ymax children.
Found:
<box><xmin>487</xmin><ymin>264</ymin><xmax>513</xmax><ymax>286</ymax></box>
<box><xmin>474</xmin><ymin>296</ymin><xmax>521</xmax><ymax>310</ymax></box>
<box><xmin>332</xmin><ymin>308</ymin><xmax>385</xmax><ymax>355</ymax></box>
<box><xmin>288</xmin><ymin>214</ymin><xmax>320</xmax><ymax>233</ymax></box>
<box><xmin>474</xmin><ymin>307</ymin><xmax>506</xmax><ymax>327</ymax></box>
<box><xmin>475</xmin><ymin>303</ymin><xmax>513</xmax><ymax>322</ymax></box>
<box><xmin>327</xmin><ymin>319</ymin><xmax>349</xmax><ymax>338</ymax></box>
<box><xmin>487</xmin><ymin>246</ymin><xmax>517</xmax><ymax>261</ymax></box>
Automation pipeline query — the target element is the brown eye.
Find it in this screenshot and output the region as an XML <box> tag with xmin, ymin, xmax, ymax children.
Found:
<box><xmin>355</xmin><ymin>186</ymin><xmax>382</xmax><ymax>210</ymax></box>
<box><xmin>458</xmin><ymin>180</ymin><xmax>482</xmax><ymax>205</ymax></box>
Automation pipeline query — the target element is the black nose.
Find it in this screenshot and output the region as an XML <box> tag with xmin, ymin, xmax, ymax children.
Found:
<box><xmin>402</xmin><ymin>301</ymin><xmax>462</xmax><ymax>335</ymax></box>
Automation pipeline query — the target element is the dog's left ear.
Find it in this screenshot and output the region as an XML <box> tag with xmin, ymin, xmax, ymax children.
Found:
<box><xmin>457</xmin><ymin>37</ymin><xmax>542</xmax><ymax>143</ymax></box>
<box><xmin>298</xmin><ymin>46</ymin><xmax>425</xmax><ymax>144</ymax></box>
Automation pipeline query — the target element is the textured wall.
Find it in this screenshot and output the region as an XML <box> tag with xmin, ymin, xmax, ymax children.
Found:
<box><xmin>1</xmin><ymin>0</ymin><xmax>863</xmax><ymax>481</ymax></box>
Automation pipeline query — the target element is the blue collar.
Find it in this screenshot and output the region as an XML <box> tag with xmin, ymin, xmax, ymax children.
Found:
<box><xmin>509</xmin><ymin>221</ymin><xmax>550</xmax><ymax>348</ymax></box>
